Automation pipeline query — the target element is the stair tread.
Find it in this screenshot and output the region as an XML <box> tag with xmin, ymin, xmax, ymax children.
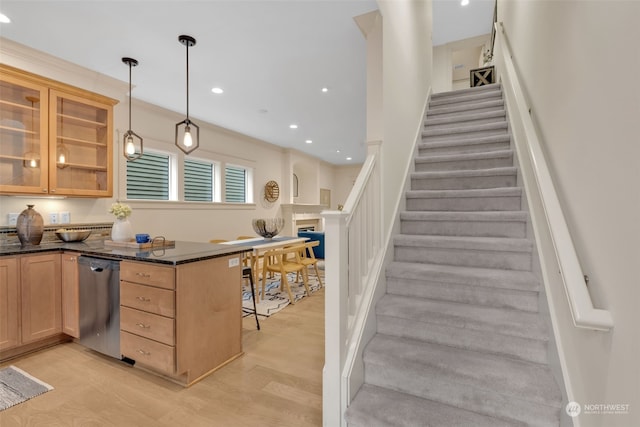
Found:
<box><xmin>428</xmin><ymin>99</ymin><xmax>505</xmax><ymax>116</ymax></box>
<box><xmin>430</xmin><ymin>83</ymin><xmax>502</xmax><ymax>99</ymax></box>
<box><xmin>394</xmin><ymin>234</ymin><xmax>533</xmax><ymax>253</ymax></box>
<box><xmin>377</xmin><ymin>293</ymin><xmax>548</xmax><ymax>340</ymax></box>
<box><xmin>415</xmin><ymin>149</ymin><xmax>513</xmax><ymax>164</ymax></box>
<box><xmin>400</xmin><ymin>210</ymin><xmax>527</xmax><ymax>221</ymax></box>
<box><xmin>406</xmin><ymin>187</ymin><xmax>522</xmax><ymax>199</ymax></box>
<box><xmin>364</xmin><ymin>334</ymin><xmax>562</xmax><ymax>408</ymax></box>
<box><xmin>412</xmin><ymin>166</ymin><xmax>517</xmax><ymax>178</ymax></box>
<box><xmin>429</xmin><ymin>90</ymin><xmax>503</xmax><ymax>107</ymax></box>
<box><xmin>423</xmin><ymin>121</ymin><xmax>508</xmax><ymax>137</ymax></box>
<box><xmin>425</xmin><ymin>109</ymin><xmax>506</xmax><ymax>126</ymax></box>
<box><xmin>420</xmin><ymin>133</ymin><xmax>511</xmax><ymax>148</ymax></box>
<box><xmin>386</xmin><ymin>261</ymin><xmax>538</xmax><ymax>291</ymax></box>
<box><xmin>347</xmin><ymin>384</ymin><xmax>521</xmax><ymax>427</ymax></box>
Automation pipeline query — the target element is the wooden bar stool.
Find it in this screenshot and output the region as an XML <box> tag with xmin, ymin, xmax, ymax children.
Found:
<box><xmin>243</xmin><ymin>265</ymin><xmax>260</xmax><ymax>330</ymax></box>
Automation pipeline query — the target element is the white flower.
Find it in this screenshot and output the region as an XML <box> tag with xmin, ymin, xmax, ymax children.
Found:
<box><xmin>109</xmin><ymin>202</ymin><xmax>132</xmax><ymax>219</ymax></box>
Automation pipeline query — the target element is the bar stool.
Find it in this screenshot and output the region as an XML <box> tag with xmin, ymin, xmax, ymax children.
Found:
<box><xmin>242</xmin><ymin>265</ymin><xmax>260</xmax><ymax>330</ymax></box>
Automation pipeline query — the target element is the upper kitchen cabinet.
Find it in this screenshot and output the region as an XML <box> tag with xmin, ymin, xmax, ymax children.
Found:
<box><xmin>0</xmin><ymin>64</ymin><xmax>117</xmax><ymax>197</ymax></box>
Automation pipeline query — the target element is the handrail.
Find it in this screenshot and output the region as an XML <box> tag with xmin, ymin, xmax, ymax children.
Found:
<box><xmin>495</xmin><ymin>23</ymin><xmax>613</xmax><ymax>331</ymax></box>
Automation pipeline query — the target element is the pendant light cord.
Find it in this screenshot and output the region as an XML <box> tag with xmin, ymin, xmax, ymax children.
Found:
<box><xmin>128</xmin><ymin>61</ymin><xmax>132</xmax><ymax>131</ymax></box>
<box><xmin>185</xmin><ymin>42</ymin><xmax>190</xmax><ymax>121</ymax></box>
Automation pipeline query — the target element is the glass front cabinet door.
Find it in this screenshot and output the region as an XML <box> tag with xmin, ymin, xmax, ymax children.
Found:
<box><xmin>0</xmin><ymin>65</ymin><xmax>116</xmax><ymax>197</ymax></box>
<box><xmin>0</xmin><ymin>74</ymin><xmax>49</xmax><ymax>194</ymax></box>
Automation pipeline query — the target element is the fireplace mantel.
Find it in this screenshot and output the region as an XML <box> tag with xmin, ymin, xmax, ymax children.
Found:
<box><xmin>281</xmin><ymin>204</ymin><xmax>326</xmax><ymax>235</ymax></box>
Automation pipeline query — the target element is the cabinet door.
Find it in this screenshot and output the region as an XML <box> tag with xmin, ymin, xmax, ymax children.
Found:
<box><xmin>21</xmin><ymin>253</ymin><xmax>62</xmax><ymax>344</ymax></box>
<box><xmin>61</xmin><ymin>252</ymin><xmax>80</xmax><ymax>338</ymax></box>
<box><xmin>0</xmin><ymin>257</ymin><xmax>20</xmax><ymax>351</ymax></box>
<box><xmin>0</xmin><ymin>71</ymin><xmax>49</xmax><ymax>194</ymax></box>
<box><xmin>48</xmin><ymin>90</ymin><xmax>113</xmax><ymax>197</ymax></box>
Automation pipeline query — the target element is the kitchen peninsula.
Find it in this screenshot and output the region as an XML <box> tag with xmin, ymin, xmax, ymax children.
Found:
<box><xmin>0</xmin><ymin>240</ymin><xmax>251</xmax><ymax>386</ymax></box>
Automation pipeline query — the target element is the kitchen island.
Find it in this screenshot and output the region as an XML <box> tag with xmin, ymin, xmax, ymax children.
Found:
<box><xmin>0</xmin><ymin>240</ymin><xmax>252</xmax><ymax>386</ymax></box>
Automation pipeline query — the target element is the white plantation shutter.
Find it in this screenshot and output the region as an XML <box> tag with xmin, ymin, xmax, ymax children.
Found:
<box><xmin>126</xmin><ymin>151</ymin><xmax>170</xmax><ymax>200</ymax></box>
<box><xmin>225</xmin><ymin>165</ymin><xmax>246</xmax><ymax>203</ymax></box>
<box><xmin>184</xmin><ymin>159</ymin><xmax>213</xmax><ymax>202</ymax></box>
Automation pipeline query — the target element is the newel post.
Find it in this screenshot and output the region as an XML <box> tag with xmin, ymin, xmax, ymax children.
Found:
<box><xmin>322</xmin><ymin>209</ymin><xmax>349</xmax><ymax>426</ymax></box>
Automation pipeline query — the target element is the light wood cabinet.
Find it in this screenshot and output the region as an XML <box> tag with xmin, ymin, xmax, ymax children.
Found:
<box><xmin>120</xmin><ymin>256</ymin><xmax>243</xmax><ymax>386</ymax></box>
<box><xmin>0</xmin><ymin>64</ymin><xmax>116</xmax><ymax>197</ymax></box>
<box><xmin>61</xmin><ymin>252</ymin><xmax>80</xmax><ymax>338</ymax></box>
<box><xmin>0</xmin><ymin>257</ymin><xmax>20</xmax><ymax>351</ymax></box>
<box><xmin>20</xmin><ymin>253</ymin><xmax>62</xmax><ymax>344</ymax></box>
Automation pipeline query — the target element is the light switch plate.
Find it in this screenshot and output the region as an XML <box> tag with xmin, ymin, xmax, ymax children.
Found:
<box><xmin>60</xmin><ymin>211</ymin><xmax>70</xmax><ymax>224</ymax></box>
<box><xmin>8</xmin><ymin>213</ymin><xmax>18</xmax><ymax>226</ymax></box>
<box><xmin>229</xmin><ymin>257</ymin><xmax>240</xmax><ymax>268</ymax></box>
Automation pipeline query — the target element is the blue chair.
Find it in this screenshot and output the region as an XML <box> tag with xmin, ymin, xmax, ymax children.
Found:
<box><xmin>297</xmin><ymin>231</ymin><xmax>325</xmax><ymax>259</ymax></box>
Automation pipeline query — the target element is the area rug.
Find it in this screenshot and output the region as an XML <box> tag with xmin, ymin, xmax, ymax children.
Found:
<box><xmin>0</xmin><ymin>366</ymin><xmax>53</xmax><ymax>411</ymax></box>
<box><xmin>242</xmin><ymin>271</ymin><xmax>322</xmax><ymax>318</ymax></box>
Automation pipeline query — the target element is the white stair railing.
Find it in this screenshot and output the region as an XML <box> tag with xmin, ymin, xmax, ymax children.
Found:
<box><xmin>495</xmin><ymin>23</ymin><xmax>613</xmax><ymax>331</ymax></box>
<box><xmin>322</xmin><ymin>141</ymin><xmax>383</xmax><ymax>427</ymax></box>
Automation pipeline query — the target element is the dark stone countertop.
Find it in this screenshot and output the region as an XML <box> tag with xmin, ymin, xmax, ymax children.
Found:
<box><xmin>0</xmin><ymin>240</ymin><xmax>251</xmax><ymax>265</ymax></box>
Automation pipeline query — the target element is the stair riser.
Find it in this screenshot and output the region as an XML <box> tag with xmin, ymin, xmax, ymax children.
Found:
<box><xmin>386</xmin><ymin>276</ymin><xmax>538</xmax><ymax>311</ymax></box>
<box><xmin>394</xmin><ymin>246</ymin><xmax>532</xmax><ymax>270</ymax></box>
<box><xmin>363</xmin><ymin>360</ymin><xmax>560</xmax><ymax>427</ymax></box>
<box><xmin>412</xmin><ymin>174</ymin><xmax>517</xmax><ymax>191</ymax></box>
<box><xmin>400</xmin><ymin>218</ymin><xmax>526</xmax><ymax>238</ymax></box>
<box><xmin>419</xmin><ymin>140</ymin><xmax>510</xmax><ymax>156</ymax></box>
<box><xmin>415</xmin><ymin>155</ymin><xmax>513</xmax><ymax>172</ymax></box>
<box><xmin>428</xmin><ymin>102</ymin><xmax>504</xmax><ymax>119</ymax></box>
<box><xmin>424</xmin><ymin>129</ymin><xmax>508</xmax><ymax>144</ymax></box>
<box><xmin>425</xmin><ymin>116</ymin><xmax>505</xmax><ymax>131</ymax></box>
<box><xmin>377</xmin><ymin>315</ymin><xmax>547</xmax><ymax>363</ymax></box>
<box><xmin>429</xmin><ymin>93</ymin><xmax>502</xmax><ymax>108</ymax></box>
<box><xmin>406</xmin><ymin>195</ymin><xmax>522</xmax><ymax>212</ymax></box>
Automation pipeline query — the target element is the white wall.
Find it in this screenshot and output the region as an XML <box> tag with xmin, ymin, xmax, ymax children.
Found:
<box><xmin>377</xmin><ymin>0</ymin><xmax>433</xmax><ymax>236</ymax></box>
<box><xmin>499</xmin><ymin>2</ymin><xmax>640</xmax><ymax>426</ymax></box>
<box><xmin>0</xmin><ymin>40</ymin><xmax>360</xmax><ymax>242</ymax></box>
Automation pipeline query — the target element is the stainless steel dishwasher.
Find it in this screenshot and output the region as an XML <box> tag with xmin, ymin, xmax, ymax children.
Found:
<box><xmin>78</xmin><ymin>256</ymin><xmax>121</xmax><ymax>359</ymax></box>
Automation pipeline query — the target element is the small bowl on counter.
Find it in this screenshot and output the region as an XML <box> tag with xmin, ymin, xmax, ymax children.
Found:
<box><xmin>55</xmin><ymin>229</ymin><xmax>92</xmax><ymax>242</ymax></box>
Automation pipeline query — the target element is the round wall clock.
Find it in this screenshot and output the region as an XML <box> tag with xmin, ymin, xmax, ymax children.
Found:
<box><xmin>264</xmin><ymin>180</ymin><xmax>280</xmax><ymax>202</ymax></box>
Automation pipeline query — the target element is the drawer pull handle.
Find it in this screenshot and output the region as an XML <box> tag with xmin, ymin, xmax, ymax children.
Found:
<box><xmin>137</xmin><ymin>349</ymin><xmax>151</xmax><ymax>356</ymax></box>
<box><xmin>136</xmin><ymin>323</ymin><xmax>150</xmax><ymax>329</ymax></box>
<box><xmin>136</xmin><ymin>272</ymin><xmax>151</xmax><ymax>278</ymax></box>
<box><xmin>136</xmin><ymin>296</ymin><xmax>151</xmax><ymax>302</ymax></box>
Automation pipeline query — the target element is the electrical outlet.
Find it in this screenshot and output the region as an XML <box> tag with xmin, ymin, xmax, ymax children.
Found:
<box><xmin>8</xmin><ymin>213</ymin><xmax>18</xmax><ymax>226</ymax></box>
<box><xmin>60</xmin><ymin>211</ymin><xmax>70</xmax><ymax>224</ymax></box>
<box><xmin>49</xmin><ymin>213</ymin><xmax>59</xmax><ymax>224</ymax></box>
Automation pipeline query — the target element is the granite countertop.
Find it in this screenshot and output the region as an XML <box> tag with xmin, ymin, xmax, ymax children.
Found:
<box><xmin>0</xmin><ymin>240</ymin><xmax>252</xmax><ymax>265</ymax></box>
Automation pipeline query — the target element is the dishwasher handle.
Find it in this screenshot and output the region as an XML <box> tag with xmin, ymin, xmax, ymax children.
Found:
<box><xmin>91</xmin><ymin>265</ymin><xmax>104</xmax><ymax>272</ymax></box>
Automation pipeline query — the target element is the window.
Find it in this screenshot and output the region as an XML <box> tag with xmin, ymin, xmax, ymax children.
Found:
<box><xmin>126</xmin><ymin>151</ymin><xmax>170</xmax><ymax>200</ymax></box>
<box><xmin>225</xmin><ymin>165</ymin><xmax>247</xmax><ymax>203</ymax></box>
<box><xmin>184</xmin><ymin>158</ymin><xmax>214</xmax><ymax>202</ymax></box>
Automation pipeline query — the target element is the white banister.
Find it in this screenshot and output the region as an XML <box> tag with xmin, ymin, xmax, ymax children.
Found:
<box><xmin>322</xmin><ymin>141</ymin><xmax>383</xmax><ymax>426</ymax></box>
<box><xmin>495</xmin><ymin>23</ymin><xmax>613</xmax><ymax>331</ymax></box>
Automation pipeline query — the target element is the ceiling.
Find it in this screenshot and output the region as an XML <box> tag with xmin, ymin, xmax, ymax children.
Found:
<box><xmin>0</xmin><ymin>0</ymin><xmax>495</xmax><ymax>165</ymax></box>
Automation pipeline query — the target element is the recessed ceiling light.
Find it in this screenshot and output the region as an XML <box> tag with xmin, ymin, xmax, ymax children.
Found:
<box><xmin>211</xmin><ymin>87</ymin><xmax>224</xmax><ymax>94</ymax></box>
<box><xmin>346</xmin><ymin>157</ymin><xmax>352</xmax><ymax>161</ymax></box>
<box><xmin>305</xmin><ymin>140</ymin><xmax>313</xmax><ymax>144</ymax></box>
<box><xmin>336</xmin><ymin>150</ymin><xmax>341</xmax><ymax>153</ymax></box>
<box><xmin>289</xmin><ymin>124</ymin><xmax>298</xmax><ymax>129</ymax></box>
<box><xmin>0</xmin><ymin>13</ymin><xmax>11</xmax><ymax>23</ymax></box>
<box><xmin>321</xmin><ymin>87</ymin><xmax>329</xmax><ymax>93</ymax></box>
<box><xmin>461</xmin><ymin>0</ymin><xmax>469</xmax><ymax>5</ymax></box>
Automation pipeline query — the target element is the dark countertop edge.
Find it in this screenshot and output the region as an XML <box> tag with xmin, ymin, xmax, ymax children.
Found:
<box><xmin>0</xmin><ymin>243</ymin><xmax>251</xmax><ymax>265</ymax></box>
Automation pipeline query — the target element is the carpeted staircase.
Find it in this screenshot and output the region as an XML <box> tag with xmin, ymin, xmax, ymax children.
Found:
<box><xmin>345</xmin><ymin>84</ymin><xmax>562</xmax><ymax>426</ymax></box>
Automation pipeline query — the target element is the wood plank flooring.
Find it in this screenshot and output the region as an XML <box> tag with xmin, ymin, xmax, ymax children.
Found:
<box><xmin>0</xmin><ymin>288</ymin><xmax>324</xmax><ymax>427</ymax></box>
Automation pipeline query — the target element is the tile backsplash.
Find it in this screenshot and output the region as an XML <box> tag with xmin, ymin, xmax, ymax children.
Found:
<box><xmin>0</xmin><ymin>222</ymin><xmax>113</xmax><ymax>246</ymax></box>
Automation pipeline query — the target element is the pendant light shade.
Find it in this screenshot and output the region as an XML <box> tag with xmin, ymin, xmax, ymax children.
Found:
<box><xmin>122</xmin><ymin>57</ymin><xmax>143</xmax><ymax>161</ymax></box>
<box><xmin>175</xmin><ymin>35</ymin><xmax>199</xmax><ymax>155</ymax></box>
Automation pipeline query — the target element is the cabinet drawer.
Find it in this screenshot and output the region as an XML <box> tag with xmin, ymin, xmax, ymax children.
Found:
<box><xmin>120</xmin><ymin>262</ymin><xmax>174</xmax><ymax>290</ymax></box>
<box><xmin>120</xmin><ymin>281</ymin><xmax>175</xmax><ymax>317</ymax></box>
<box><xmin>121</xmin><ymin>331</ymin><xmax>174</xmax><ymax>374</ymax></box>
<box><xmin>120</xmin><ymin>306</ymin><xmax>174</xmax><ymax>346</ymax></box>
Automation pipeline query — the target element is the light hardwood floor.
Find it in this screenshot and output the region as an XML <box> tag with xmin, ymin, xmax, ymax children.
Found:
<box><xmin>0</xmin><ymin>288</ymin><xmax>324</xmax><ymax>427</ymax></box>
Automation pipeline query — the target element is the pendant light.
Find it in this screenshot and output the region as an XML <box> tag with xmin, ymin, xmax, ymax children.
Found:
<box><xmin>175</xmin><ymin>35</ymin><xmax>199</xmax><ymax>155</ymax></box>
<box><xmin>122</xmin><ymin>57</ymin><xmax>143</xmax><ymax>161</ymax></box>
<box><xmin>23</xmin><ymin>96</ymin><xmax>40</xmax><ymax>168</ymax></box>
<box><xmin>56</xmin><ymin>99</ymin><xmax>69</xmax><ymax>169</ymax></box>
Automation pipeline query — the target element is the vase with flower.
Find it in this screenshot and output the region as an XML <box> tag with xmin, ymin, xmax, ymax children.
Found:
<box><xmin>109</xmin><ymin>202</ymin><xmax>133</xmax><ymax>242</ymax></box>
